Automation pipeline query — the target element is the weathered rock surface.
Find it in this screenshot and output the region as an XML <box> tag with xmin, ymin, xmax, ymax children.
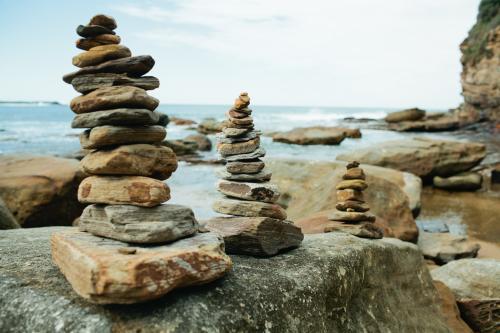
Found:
<box><xmin>213</xmin><ymin>198</ymin><xmax>287</xmax><ymax>220</ymax></box>
<box><xmin>433</xmin><ymin>281</ymin><xmax>474</xmax><ymax>333</ymax></box>
<box><xmin>389</xmin><ymin>116</ymin><xmax>460</xmax><ymax>132</ymax></box>
<box><xmin>76</xmin><ymin>24</ymin><xmax>114</xmax><ymax>38</ymax></box>
<box><xmin>0</xmin><ymin>155</ymin><xmax>85</xmax><ymax>227</ymax></box>
<box><xmin>218</xmin><ymin>137</ymin><xmax>260</xmax><ymax>156</ymax></box>
<box><xmin>89</xmin><ymin>14</ymin><xmax>117</xmax><ymax>30</ymax></box>
<box><xmin>50</xmin><ymin>228</ymin><xmax>231</xmax><ymax>304</ymax></box>
<box><xmin>162</xmin><ymin>139</ymin><xmax>198</xmax><ymax>156</ymax></box>
<box><xmin>216</xmin><ymin>169</ymin><xmax>272</xmax><ymax>183</ymax></box>
<box><xmin>72</xmin><ymin>45</ymin><xmax>131</xmax><ymax>68</ymax></box>
<box><xmin>385</xmin><ymin>108</ymin><xmax>426</xmax><ymax>123</ymax></box>
<box><xmin>76</xmin><ymin>34</ymin><xmax>121</xmax><ymax>50</ymax></box>
<box><xmin>71</xmin><ymin>73</ymin><xmax>159</xmax><ymax>94</ymax></box>
<box><xmin>223</xmin><ymin>147</ymin><xmax>266</xmax><ymax>162</ymax></box>
<box><xmin>184</xmin><ymin>134</ymin><xmax>212</xmax><ymax>151</ymax></box>
<box><xmin>226</xmin><ymin>159</ymin><xmax>265</xmax><ymax>174</ymax></box>
<box><xmin>222</xmin><ymin>127</ymin><xmax>252</xmax><ymax>137</ymax></box>
<box><xmin>432</xmin><ymin>259</ymin><xmax>500</xmax><ymax>332</ymax></box>
<box><xmin>78</xmin><ymin>176</ymin><xmax>170</xmax><ymax>207</ymax></box>
<box><xmin>324</xmin><ymin>221</ymin><xmax>383</xmax><ymax>239</ymax></box>
<box><xmin>0</xmin><ymin>198</ymin><xmax>19</xmax><ymax>230</ymax></box>
<box><xmin>216</xmin><ymin>130</ymin><xmax>260</xmax><ymax>144</ymax></box>
<box><xmin>0</xmin><ymin>227</ymin><xmax>451</xmax><ymax>332</ymax></box>
<box><xmin>81</xmin><ymin>144</ymin><xmax>177</xmax><ymax>179</ymax></box>
<box><xmin>217</xmin><ymin>180</ymin><xmax>280</xmax><ymax>203</ymax></box>
<box><xmin>205</xmin><ymin>217</ymin><xmax>303</xmax><ymax>256</ymax></box>
<box><xmin>71</xmin><ymin>108</ymin><xmax>159</xmax><ymax>128</ymax></box>
<box><xmin>268</xmin><ymin>159</ymin><xmax>421</xmax><ymax>242</ymax></box>
<box><xmin>79</xmin><ymin>204</ymin><xmax>198</xmax><ymax>243</ymax></box>
<box><xmin>433</xmin><ymin>172</ymin><xmax>482</xmax><ymax>191</ymax></box>
<box><xmin>337</xmin><ymin>138</ymin><xmax>486</xmax><ymax>178</ymax></box>
<box><xmin>63</xmin><ymin>55</ymin><xmax>155</xmax><ymax>83</ymax></box>
<box><xmin>80</xmin><ymin>125</ymin><xmax>166</xmax><ymax>149</ymax></box>
<box><xmin>272</xmin><ymin>126</ymin><xmax>358</xmax><ymax>145</ymax></box>
<box><xmin>169</xmin><ymin>116</ymin><xmax>197</xmax><ymax>126</ymax></box>
<box><xmin>328</xmin><ymin>211</ymin><xmax>376</xmax><ymax>223</ymax></box>
<box><xmin>418</xmin><ymin>232</ymin><xmax>480</xmax><ymax>264</ymax></box>
<box><xmin>70</xmin><ymin>86</ymin><xmax>159</xmax><ymax>114</ymax></box>
<box><xmin>197</xmin><ymin>118</ymin><xmax>224</xmax><ymax>134</ymax></box>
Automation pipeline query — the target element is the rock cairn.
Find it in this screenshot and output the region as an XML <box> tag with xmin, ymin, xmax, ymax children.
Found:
<box><xmin>206</xmin><ymin>93</ymin><xmax>303</xmax><ymax>257</ymax></box>
<box><xmin>327</xmin><ymin>161</ymin><xmax>383</xmax><ymax>239</ymax></box>
<box><xmin>52</xmin><ymin>14</ymin><xmax>232</xmax><ymax>304</ymax></box>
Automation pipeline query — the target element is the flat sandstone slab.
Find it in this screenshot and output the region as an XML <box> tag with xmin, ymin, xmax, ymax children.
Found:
<box><xmin>213</xmin><ymin>198</ymin><xmax>287</xmax><ymax>220</ymax></box>
<box><xmin>71</xmin><ymin>108</ymin><xmax>160</xmax><ymax>128</ymax></box>
<box><xmin>217</xmin><ymin>180</ymin><xmax>280</xmax><ymax>203</ymax></box>
<box><xmin>51</xmin><ymin>229</ymin><xmax>231</xmax><ymax>304</ymax></box>
<box><xmin>216</xmin><ymin>169</ymin><xmax>272</xmax><ymax>183</ymax></box>
<box><xmin>324</xmin><ymin>221</ymin><xmax>383</xmax><ymax>239</ymax></box>
<box><xmin>71</xmin><ymin>73</ymin><xmax>160</xmax><ymax>94</ymax></box>
<box><xmin>205</xmin><ymin>216</ymin><xmax>303</xmax><ymax>256</ymax></box>
<box><xmin>80</xmin><ymin>125</ymin><xmax>166</xmax><ymax>149</ymax></box>
<box><xmin>79</xmin><ymin>204</ymin><xmax>198</xmax><ymax>243</ymax></box>
<box><xmin>78</xmin><ymin>175</ymin><xmax>170</xmax><ymax>207</ymax></box>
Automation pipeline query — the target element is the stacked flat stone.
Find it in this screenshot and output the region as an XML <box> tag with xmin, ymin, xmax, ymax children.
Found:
<box><xmin>207</xmin><ymin>93</ymin><xmax>303</xmax><ymax>257</ymax></box>
<box><xmin>52</xmin><ymin>14</ymin><xmax>231</xmax><ymax>305</ymax></box>
<box><xmin>327</xmin><ymin>161</ymin><xmax>383</xmax><ymax>239</ymax></box>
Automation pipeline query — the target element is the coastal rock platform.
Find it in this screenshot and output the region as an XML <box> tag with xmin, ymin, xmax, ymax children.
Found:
<box><xmin>0</xmin><ymin>227</ymin><xmax>450</xmax><ymax>332</ymax></box>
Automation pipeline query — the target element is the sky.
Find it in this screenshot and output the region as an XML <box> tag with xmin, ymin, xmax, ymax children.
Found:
<box><xmin>0</xmin><ymin>0</ymin><xmax>480</xmax><ymax>109</ymax></box>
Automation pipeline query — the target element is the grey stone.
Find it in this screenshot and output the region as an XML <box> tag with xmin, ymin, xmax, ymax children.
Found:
<box><xmin>216</xmin><ymin>130</ymin><xmax>260</xmax><ymax>144</ymax></box>
<box><xmin>216</xmin><ymin>168</ymin><xmax>272</xmax><ymax>182</ymax></box>
<box><xmin>71</xmin><ymin>73</ymin><xmax>160</xmax><ymax>94</ymax></box>
<box><xmin>222</xmin><ymin>127</ymin><xmax>252</xmax><ymax>137</ymax></box>
<box><xmin>184</xmin><ymin>134</ymin><xmax>212</xmax><ymax>151</ymax></box>
<box><xmin>63</xmin><ymin>55</ymin><xmax>155</xmax><ymax>84</ymax></box>
<box><xmin>0</xmin><ymin>227</ymin><xmax>451</xmax><ymax>332</ymax></box>
<box><xmin>0</xmin><ymin>198</ymin><xmax>19</xmax><ymax>230</ymax></box>
<box><xmin>223</xmin><ymin>147</ymin><xmax>266</xmax><ymax>162</ymax></box>
<box><xmin>328</xmin><ymin>211</ymin><xmax>376</xmax><ymax>223</ymax></box>
<box><xmin>324</xmin><ymin>221</ymin><xmax>383</xmax><ymax>239</ymax></box>
<box><xmin>213</xmin><ymin>198</ymin><xmax>287</xmax><ymax>220</ymax></box>
<box><xmin>418</xmin><ymin>232</ymin><xmax>480</xmax><ymax>264</ymax></box>
<box><xmin>205</xmin><ymin>217</ymin><xmax>303</xmax><ymax>256</ymax></box>
<box><xmin>79</xmin><ymin>204</ymin><xmax>198</xmax><ymax>243</ymax></box>
<box><xmin>71</xmin><ymin>108</ymin><xmax>159</xmax><ymax>128</ymax></box>
<box><xmin>76</xmin><ymin>24</ymin><xmax>115</xmax><ymax>38</ymax></box>
<box><xmin>226</xmin><ymin>159</ymin><xmax>265</xmax><ymax>174</ymax></box>
<box><xmin>217</xmin><ymin>180</ymin><xmax>280</xmax><ymax>203</ymax></box>
<box><xmin>156</xmin><ymin>112</ymin><xmax>169</xmax><ymax>127</ymax></box>
<box><xmin>433</xmin><ymin>172</ymin><xmax>483</xmax><ymax>191</ymax></box>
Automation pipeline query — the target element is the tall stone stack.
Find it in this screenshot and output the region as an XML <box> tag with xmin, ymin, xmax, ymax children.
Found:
<box><xmin>51</xmin><ymin>14</ymin><xmax>232</xmax><ymax>304</ymax></box>
<box><xmin>206</xmin><ymin>92</ymin><xmax>303</xmax><ymax>257</ymax></box>
<box><xmin>327</xmin><ymin>161</ymin><xmax>383</xmax><ymax>239</ymax></box>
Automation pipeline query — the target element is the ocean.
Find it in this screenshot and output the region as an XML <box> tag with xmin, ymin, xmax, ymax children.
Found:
<box><xmin>0</xmin><ymin>104</ymin><xmax>449</xmax><ymax>220</ymax></box>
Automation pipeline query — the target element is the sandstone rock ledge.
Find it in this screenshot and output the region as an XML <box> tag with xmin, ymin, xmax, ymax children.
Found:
<box><xmin>0</xmin><ymin>227</ymin><xmax>451</xmax><ymax>332</ymax></box>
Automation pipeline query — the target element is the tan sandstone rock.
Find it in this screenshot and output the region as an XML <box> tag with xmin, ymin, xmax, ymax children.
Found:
<box><xmin>217</xmin><ymin>180</ymin><xmax>280</xmax><ymax>203</ymax></box>
<box><xmin>51</xmin><ymin>229</ymin><xmax>232</xmax><ymax>304</ymax></box>
<box><xmin>80</xmin><ymin>125</ymin><xmax>166</xmax><ymax>149</ymax></box>
<box><xmin>213</xmin><ymin>198</ymin><xmax>287</xmax><ymax>220</ymax></box>
<box><xmin>78</xmin><ymin>176</ymin><xmax>170</xmax><ymax>207</ymax></box>
<box><xmin>76</xmin><ymin>34</ymin><xmax>121</xmax><ymax>50</ymax></box>
<box><xmin>72</xmin><ymin>45</ymin><xmax>131</xmax><ymax>68</ymax></box>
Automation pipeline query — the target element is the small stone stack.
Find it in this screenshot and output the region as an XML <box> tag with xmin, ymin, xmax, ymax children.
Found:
<box><xmin>52</xmin><ymin>14</ymin><xmax>232</xmax><ymax>305</ymax></box>
<box><xmin>206</xmin><ymin>93</ymin><xmax>303</xmax><ymax>257</ymax></box>
<box><xmin>327</xmin><ymin>161</ymin><xmax>383</xmax><ymax>239</ymax></box>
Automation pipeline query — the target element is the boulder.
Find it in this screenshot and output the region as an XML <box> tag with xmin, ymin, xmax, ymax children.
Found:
<box><xmin>51</xmin><ymin>229</ymin><xmax>231</xmax><ymax>304</ymax></box>
<box><xmin>63</xmin><ymin>55</ymin><xmax>155</xmax><ymax>84</ymax></box>
<box><xmin>79</xmin><ymin>204</ymin><xmax>198</xmax><ymax>244</ymax></box>
<box><xmin>81</xmin><ymin>144</ymin><xmax>177</xmax><ymax>180</ymax></box>
<box><xmin>433</xmin><ymin>172</ymin><xmax>482</xmax><ymax>191</ymax></box>
<box><xmin>0</xmin><ymin>198</ymin><xmax>20</xmax><ymax>230</ymax></box>
<box><xmin>216</xmin><ymin>169</ymin><xmax>272</xmax><ymax>182</ymax></box>
<box><xmin>267</xmin><ymin>159</ymin><xmax>421</xmax><ymax>242</ymax></box>
<box><xmin>389</xmin><ymin>116</ymin><xmax>460</xmax><ymax>132</ymax></box>
<box><xmin>205</xmin><ymin>217</ymin><xmax>303</xmax><ymax>256</ymax></box>
<box><xmin>0</xmin><ymin>155</ymin><xmax>85</xmax><ymax>227</ymax></box>
<box><xmin>0</xmin><ymin>227</ymin><xmax>451</xmax><ymax>332</ymax></box>
<box><xmin>71</xmin><ymin>74</ymin><xmax>159</xmax><ymax>94</ymax></box>
<box><xmin>70</xmin><ymin>86</ymin><xmax>159</xmax><ymax>114</ymax></box>
<box><xmin>432</xmin><ymin>259</ymin><xmax>500</xmax><ymax>332</ymax></box>
<box><xmin>78</xmin><ymin>176</ymin><xmax>170</xmax><ymax>207</ymax></box>
<box><xmin>71</xmin><ymin>108</ymin><xmax>160</xmax><ymax>128</ymax></box>
<box><xmin>72</xmin><ymin>45</ymin><xmax>131</xmax><ymax>68</ymax></box>
<box><xmin>162</xmin><ymin>139</ymin><xmax>198</xmax><ymax>156</ymax></box>
<box><xmin>183</xmin><ymin>134</ymin><xmax>212</xmax><ymax>151</ymax></box>
<box><xmin>433</xmin><ymin>281</ymin><xmax>473</xmax><ymax>333</ymax></box>
<box><xmin>418</xmin><ymin>232</ymin><xmax>480</xmax><ymax>264</ymax></box>
<box><xmin>384</xmin><ymin>108</ymin><xmax>426</xmax><ymax>123</ymax></box>
<box><xmin>272</xmin><ymin>126</ymin><xmax>358</xmax><ymax>145</ymax></box>
<box><xmin>197</xmin><ymin>118</ymin><xmax>224</xmax><ymax>134</ymax></box>
<box><xmin>213</xmin><ymin>198</ymin><xmax>287</xmax><ymax>220</ymax></box>
<box><xmin>337</xmin><ymin>138</ymin><xmax>486</xmax><ymax>178</ymax></box>
<box><xmin>169</xmin><ymin>116</ymin><xmax>197</xmax><ymax>126</ymax></box>
<box><xmin>324</xmin><ymin>221</ymin><xmax>383</xmax><ymax>239</ymax></box>
<box><xmin>80</xmin><ymin>125</ymin><xmax>166</xmax><ymax>149</ymax></box>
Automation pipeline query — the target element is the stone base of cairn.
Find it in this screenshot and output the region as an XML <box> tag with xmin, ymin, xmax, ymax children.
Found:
<box><xmin>52</xmin><ymin>14</ymin><xmax>231</xmax><ymax>304</ymax></box>
<box><xmin>206</xmin><ymin>93</ymin><xmax>304</xmax><ymax>257</ymax></box>
<box><xmin>326</xmin><ymin>161</ymin><xmax>383</xmax><ymax>239</ymax></box>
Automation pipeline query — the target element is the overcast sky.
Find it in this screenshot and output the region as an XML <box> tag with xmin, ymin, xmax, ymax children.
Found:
<box><xmin>0</xmin><ymin>0</ymin><xmax>480</xmax><ymax>108</ymax></box>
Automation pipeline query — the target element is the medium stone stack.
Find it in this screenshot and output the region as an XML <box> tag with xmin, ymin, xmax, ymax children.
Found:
<box><xmin>327</xmin><ymin>161</ymin><xmax>383</xmax><ymax>239</ymax></box>
<box><xmin>52</xmin><ymin>14</ymin><xmax>232</xmax><ymax>304</ymax></box>
<box><xmin>207</xmin><ymin>93</ymin><xmax>303</xmax><ymax>257</ymax></box>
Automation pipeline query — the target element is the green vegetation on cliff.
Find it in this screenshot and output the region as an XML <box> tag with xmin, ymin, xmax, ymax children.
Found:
<box><xmin>462</xmin><ymin>0</ymin><xmax>500</xmax><ymax>65</ymax></box>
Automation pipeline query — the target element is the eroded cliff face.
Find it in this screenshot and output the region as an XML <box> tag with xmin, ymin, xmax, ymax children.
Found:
<box><xmin>458</xmin><ymin>1</ymin><xmax>499</xmax><ymax>121</ymax></box>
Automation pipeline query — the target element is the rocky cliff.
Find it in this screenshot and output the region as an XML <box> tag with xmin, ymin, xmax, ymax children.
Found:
<box><xmin>458</xmin><ymin>0</ymin><xmax>500</xmax><ymax>121</ymax></box>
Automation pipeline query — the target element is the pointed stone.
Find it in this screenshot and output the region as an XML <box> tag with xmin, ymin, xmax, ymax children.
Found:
<box><xmin>217</xmin><ymin>180</ymin><xmax>279</xmax><ymax>203</ymax></box>
<box><xmin>78</xmin><ymin>176</ymin><xmax>170</xmax><ymax>207</ymax></box>
<box><xmin>205</xmin><ymin>217</ymin><xmax>303</xmax><ymax>256</ymax></box>
<box><xmin>328</xmin><ymin>211</ymin><xmax>376</xmax><ymax>223</ymax></box>
<box><xmin>213</xmin><ymin>198</ymin><xmax>286</xmax><ymax>220</ymax></box>
<box><xmin>226</xmin><ymin>159</ymin><xmax>265</xmax><ymax>174</ymax></box>
<box><xmin>81</xmin><ymin>144</ymin><xmax>177</xmax><ymax>180</ymax></box>
<box><xmin>216</xmin><ymin>169</ymin><xmax>272</xmax><ymax>183</ymax></box>
<box><xmin>63</xmin><ymin>55</ymin><xmax>155</xmax><ymax>83</ymax></box>
<box><xmin>346</xmin><ymin>161</ymin><xmax>360</xmax><ymax>169</ymax></box>
<box><xmin>51</xmin><ymin>229</ymin><xmax>232</xmax><ymax>304</ymax></box>
<box><xmin>79</xmin><ymin>204</ymin><xmax>198</xmax><ymax>243</ymax></box>
<box><xmin>336</xmin><ymin>201</ymin><xmax>370</xmax><ymax>212</ymax></box>
<box><xmin>80</xmin><ymin>125</ymin><xmax>166</xmax><ymax>149</ymax></box>
<box><xmin>233</xmin><ymin>92</ymin><xmax>250</xmax><ymax>109</ymax></box>
<box><xmin>70</xmin><ymin>86</ymin><xmax>159</xmax><ymax>114</ymax></box>
<box><xmin>324</xmin><ymin>221</ymin><xmax>383</xmax><ymax>239</ymax></box>
<box><xmin>71</xmin><ymin>74</ymin><xmax>159</xmax><ymax>94</ymax></box>
<box><xmin>72</xmin><ymin>45</ymin><xmax>131</xmax><ymax>68</ymax></box>
<box><xmin>71</xmin><ymin>108</ymin><xmax>159</xmax><ymax>128</ymax></box>
<box><xmin>336</xmin><ymin>179</ymin><xmax>368</xmax><ymax>191</ymax></box>
<box><xmin>336</xmin><ymin>189</ymin><xmax>364</xmax><ymax>202</ymax></box>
